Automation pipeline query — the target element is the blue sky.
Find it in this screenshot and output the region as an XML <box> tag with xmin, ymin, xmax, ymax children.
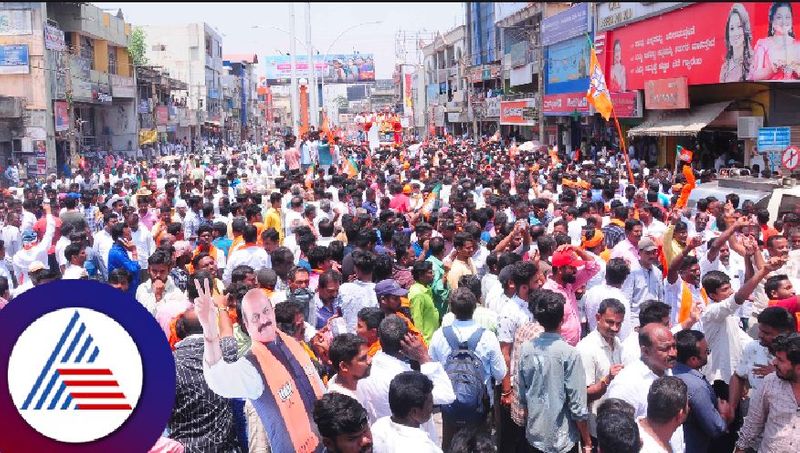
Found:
<box><xmin>94</xmin><ymin>2</ymin><xmax>464</xmax><ymax>78</ymax></box>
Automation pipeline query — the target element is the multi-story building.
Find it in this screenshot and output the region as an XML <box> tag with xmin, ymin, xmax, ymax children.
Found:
<box><xmin>224</xmin><ymin>54</ymin><xmax>261</xmax><ymax>145</ymax></box>
<box><xmin>464</xmin><ymin>2</ymin><xmax>503</xmax><ymax>136</ymax></box>
<box><xmin>421</xmin><ymin>25</ymin><xmax>467</xmax><ymax>136</ymax></box>
<box><xmin>140</xmin><ymin>22</ymin><xmax>224</xmax><ymax>142</ymax></box>
<box><xmin>0</xmin><ymin>2</ymin><xmax>135</xmax><ymax>175</ymax></box>
<box><xmin>135</xmin><ymin>65</ymin><xmax>189</xmax><ymax>151</ymax></box>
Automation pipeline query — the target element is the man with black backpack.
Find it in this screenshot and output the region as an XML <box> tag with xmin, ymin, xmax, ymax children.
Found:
<box><xmin>429</xmin><ymin>287</ymin><xmax>507</xmax><ymax>451</ymax></box>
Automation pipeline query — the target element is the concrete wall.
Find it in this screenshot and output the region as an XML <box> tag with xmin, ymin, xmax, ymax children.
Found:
<box><xmin>142</xmin><ymin>23</ymin><xmax>223</xmax><ymax>116</ymax></box>
<box><xmin>0</xmin><ymin>3</ymin><xmax>48</xmax><ymax>110</ymax></box>
<box><xmin>99</xmin><ymin>100</ymin><xmax>137</xmax><ymax>152</ymax></box>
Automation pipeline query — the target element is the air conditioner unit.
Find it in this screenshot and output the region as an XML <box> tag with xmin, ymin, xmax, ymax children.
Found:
<box><xmin>737</xmin><ymin>116</ymin><xmax>763</xmax><ymax>138</ymax></box>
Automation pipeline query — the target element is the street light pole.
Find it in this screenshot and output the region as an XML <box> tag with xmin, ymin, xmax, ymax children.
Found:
<box><xmin>290</xmin><ymin>4</ymin><xmax>299</xmax><ymax>137</ymax></box>
<box><xmin>305</xmin><ymin>2</ymin><xmax>318</xmax><ymax>129</ymax></box>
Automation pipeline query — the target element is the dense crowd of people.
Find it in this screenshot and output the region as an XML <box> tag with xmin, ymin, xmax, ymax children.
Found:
<box><xmin>1</xmin><ymin>130</ymin><xmax>799</xmax><ymax>453</ymax></box>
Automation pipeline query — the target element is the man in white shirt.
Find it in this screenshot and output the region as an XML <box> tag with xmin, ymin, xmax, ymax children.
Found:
<box><xmin>729</xmin><ymin>306</ymin><xmax>795</xmax><ymax>418</ymax></box>
<box><xmin>582</xmin><ymin>258</ymin><xmax>633</xmax><ymax>340</ymax></box>
<box><xmin>129</xmin><ymin>212</ymin><xmax>156</xmax><ymax>278</ymax></box>
<box><xmin>607</xmin><ymin>323</ymin><xmax>685</xmax><ymax>452</ymax></box>
<box><xmin>622</xmin><ymin>238</ymin><xmax>665</xmax><ymax>328</ymax></box>
<box><xmin>327</xmin><ymin>333</ymin><xmax>371</xmax><ymax>400</ymax></box>
<box><xmin>371</xmin><ymin>370</ymin><xmax>444</xmax><ymax>453</ymax></box>
<box><xmin>698</xmin><ymin>258</ymin><xmax>782</xmax><ymax>384</ymax></box>
<box><xmin>13</xmin><ymin>204</ymin><xmax>55</xmax><ymax>285</ymax></box>
<box><xmin>284</xmin><ymin>196</ymin><xmax>305</xmax><ymax>239</ymax></box>
<box><xmin>356</xmin><ymin>315</ymin><xmax>455</xmax><ymax>446</ymax></box>
<box><xmin>135</xmin><ymin>250</ymin><xmax>183</xmax><ymax>316</ymax></box>
<box><xmin>92</xmin><ymin>212</ymin><xmax>118</xmax><ymax>281</ymax></box>
<box><xmin>62</xmin><ymin>243</ymin><xmax>88</xmax><ymax>280</ymax></box>
<box><xmin>637</xmin><ymin>377</ymin><xmax>689</xmax><ymax>453</ymax></box>
<box><xmin>1</xmin><ymin>212</ymin><xmax>22</xmax><ymax>259</ymax></box>
<box><xmin>639</xmin><ymin>205</ymin><xmax>667</xmax><ymax>240</ymax></box>
<box><xmin>577</xmin><ymin>298</ymin><xmax>625</xmax><ymax>438</ymax></box>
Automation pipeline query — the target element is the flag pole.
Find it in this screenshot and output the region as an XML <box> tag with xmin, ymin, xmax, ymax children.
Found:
<box><xmin>612</xmin><ymin>106</ymin><xmax>636</xmax><ymax>184</ymax></box>
<box><xmin>585</xmin><ymin>33</ymin><xmax>635</xmax><ymax>185</ymax></box>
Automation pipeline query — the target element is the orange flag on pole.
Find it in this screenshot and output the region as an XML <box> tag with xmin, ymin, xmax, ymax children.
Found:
<box><xmin>586</xmin><ymin>44</ymin><xmax>613</xmax><ymax>121</ymax></box>
<box><xmin>675</xmin><ymin>164</ymin><xmax>696</xmax><ymax>210</ymax></box>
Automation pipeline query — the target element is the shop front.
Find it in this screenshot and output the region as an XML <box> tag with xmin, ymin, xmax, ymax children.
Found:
<box><xmin>542</xmin><ymin>3</ymin><xmax>593</xmax><ymax>155</ymax></box>
<box><xmin>500</xmin><ymin>98</ymin><xmax>537</xmax><ymax>142</ymax></box>
<box><xmin>599</xmin><ymin>2</ymin><xmax>798</xmax><ymax>170</ymax></box>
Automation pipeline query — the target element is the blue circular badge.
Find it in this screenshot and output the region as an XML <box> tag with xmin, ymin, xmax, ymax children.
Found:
<box><xmin>0</xmin><ymin>280</ymin><xmax>176</xmax><ymax>453</ymax></box>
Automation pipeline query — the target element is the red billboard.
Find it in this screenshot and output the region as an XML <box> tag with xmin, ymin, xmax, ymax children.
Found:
<box><xmin>644</xmin><ymin>77</ymin><xmax>689</xmax><ymax>110</ymax></box>
<box><xmin>602</xmin><ymin>2</ymin><xmax>800</xmax><ymax>90</ymax></box>
<box><xmin>500</xmin><ymin>99</ymin><xmax>538</xmax><ymax>125</ymax></box>
<box><xmin>542</xmin><ymin>93</ymin><xmax>589</xmax><ymax>117</ymax></box>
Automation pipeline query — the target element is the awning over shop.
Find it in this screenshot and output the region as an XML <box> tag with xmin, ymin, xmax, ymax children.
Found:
<box><xmin>627</xmin><ymin>101</ymin><xmax>732</xmax><ymax>137</ymax></box>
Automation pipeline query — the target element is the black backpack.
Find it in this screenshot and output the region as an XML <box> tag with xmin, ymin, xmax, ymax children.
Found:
<box><xmin>440</xmin><ymin>326</ymin><xmax>488</xmax><ymax>425</ymax></box>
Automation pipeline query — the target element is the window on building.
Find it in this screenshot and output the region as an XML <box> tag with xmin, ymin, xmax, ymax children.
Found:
<box><xmin>80</xmin><ymin>35</ymin><xmax>95</xmax><ymax>69</ymax></box>
<box><xmin>205</xmin><ymin>35</ymin><xmax>212</xmax><ymax>56</ymax></box>
<box><xmin>108</xmin><ymin>45</ymin><xmax>117</xmax><ymax>75</ymax></box>
<box><xmin>189</xmin><ymin>46</ymin><xmax>199</xmax><ymax>61</ymax></box>
<box><xmin>151</xmin><ymin>44</ymin><xmax>166</xmax><ymax>51</ymax></box>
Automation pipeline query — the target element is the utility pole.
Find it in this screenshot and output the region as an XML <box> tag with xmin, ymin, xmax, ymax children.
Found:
<box><xmin>537</xmin><ymin>26</ymin><xmax>544</xmax><ymax>145</ymax></box>
<box><xmin>305</xmin><ymin>2</ymin><xmax>318</xmax><ymax>129</ymax></box>
<box><xmin>290</xmin><ymin>4</ymin><xmax>299</xmax><ymax>136</ymax></box>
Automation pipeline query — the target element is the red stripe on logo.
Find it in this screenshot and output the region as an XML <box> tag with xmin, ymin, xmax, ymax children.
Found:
<box><xmin>70</xmin><ymin>392</ymin><xmax>127</xmax><ymax>399</ymax></box>
<box><xmin>57</xmin><ymin>369</ymin><xmax>113</xmax><ymax>375</ymax></box>
<box><xmin>76</xmin><ymin>404</ymin><xmax>132</xmax><ymax>410</ymax></box>
<box><xmin>63</xmin><ymin>380</ymin><xmax>119</xmax><ymax>386</ymax></box>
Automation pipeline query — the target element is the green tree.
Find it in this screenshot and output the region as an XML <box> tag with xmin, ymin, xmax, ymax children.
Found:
<box><xmin>129</xmin><ymin>27</ymin><xmax>148</xmax><ymax>66</ymax></box>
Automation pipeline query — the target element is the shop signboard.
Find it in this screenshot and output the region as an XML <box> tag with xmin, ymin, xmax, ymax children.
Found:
<box><xmin>542</xmin><ymin>3</ymin><xmax>588</xmax><ymax>46</ymax></box>
<box><xmin>93</xmin><ymin>85</ymin><xmax>113</xmax><ymax>104</ymax></box>
<box><xmin>644</xmin><ymin>77</ymin><xmax>689</xmax><ymax>110</ymax></box>
<box><xmin>155</xmin><ymin>106</ymin><xmax>169</xmax><ymax>126</ymax></box>
<box><xmin>542</xmin><ymin>92</ymin><xmax>590</xmax><ymax>116</ymax></box>
<box><xmin>262</xmin><ymin>53</ymin><xmax>375</xmax><ymax>83</ymax></box>
<box><xmin>602</xmin><ymin>2</ymin><xmax>800</xmax><ymax>91</ymax></box>
<box><xmin>44</xmin><ymin>24</ymin><xmax>66</xmax><ymax>51</ymax></box>
<box><xmin>757</xmin><ymin>127</ymin><xmax>791</xmax><ymax>152</ymax></box>
<box><xmin>0</xmin><ymin>9</ymin><xmax>32</xmax><ymax>35</ymax></box>
<box><xmin>485</xmin><ymin>97</ymin><xmax>501</xmax><ymax>118</ymax></box>
<box><xmin>608</xmin><ymin>91</ymin><xmax>643</xmax><ymax>118</ymax></box>
<box><xmin>545</xmin><ymin>36</ymin><xmax>590</xmax><ymax>95</ymax></box>
<box><xmin>110</xmin><ymin>74</ymin><xmax>136</xmax><ymax>98</ymax></box>
<box><xmin>596</xmin><ymin>2</ymin><xmax>686</xmax><ymax>32</ymax></box>
<box><xmin>0</xmin><ymin>44</ymin><xmax>29</xmax><ymax>74</ymax></box>
<box><xmin>500</xmin><ymin>99</ymin><xmax>537</xmax><ymax>126</ymax></box>
<box><xmin>53</xmin><ymin>101</ymin><xmax>69</xmax><ymax>132</ymax></box>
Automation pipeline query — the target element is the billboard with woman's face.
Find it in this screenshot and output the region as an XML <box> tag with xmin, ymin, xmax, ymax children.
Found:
<box><xmin>601</xmin><ymin>2</ymin><xmax>800</xmax><ymax>89</ymax></box>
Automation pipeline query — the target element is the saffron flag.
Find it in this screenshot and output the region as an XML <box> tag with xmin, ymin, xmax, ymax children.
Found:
<box><xmin>677</xmin><ymin>145</ymin><xmax>694</xmax><ymax>163</ymax></box>
<box><xmin>586</xmin><ymin>44</ymin><xmax>614</xmax><ymax>121</ymax></box>
<box><xmin>304</xmin><ymin>164</ymin><xmax>315</xmax><ymax>189</ymax></box>
<box><xmin>421</xmin><ymin>183</ymin><xmax>442</xmax><ymax>217</ymax></box>
<box><xmin>343</xmin><ymin>157</ymin><xmax>359</xmax><ymax>178</ymax></box>
<box><xmin>675</xmin><ymin>164</ymin><xmax>696</xmax><ymax>210</ymax></box>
